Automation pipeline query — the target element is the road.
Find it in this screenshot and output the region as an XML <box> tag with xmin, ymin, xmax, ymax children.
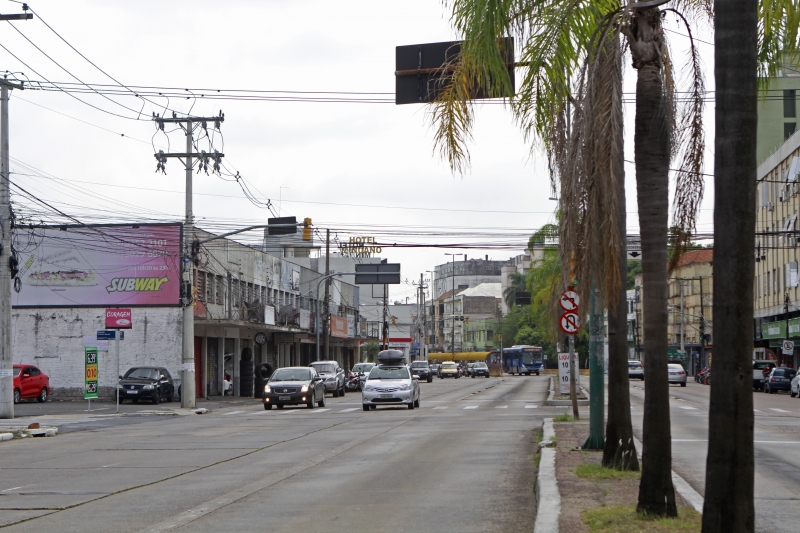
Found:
<box><xmin>0</xmin><ymin>375</ymin><xmax>552</xmax><ymax>532</ymax></box>
<box><xmin>627</xmin><ymin>379</ymin><xmax>800</xmax><ymax>533</ymax></box>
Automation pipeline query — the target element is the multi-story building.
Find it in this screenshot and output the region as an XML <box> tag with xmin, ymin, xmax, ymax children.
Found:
<box><xmin>443</xmin><ymin>283</ymin><xmax>502</xmax><ymax>354</ymax></box>
<box><xmin>754</xmin><ymin>125</ymin><xmax>800</xmax><ymax>368</ymax></box>
<box><xmin>432</xmin><ymin>256</ymin><xmax>511</xmax><ymax>300</ymax></box>
<box><xmin>757</xmin><ymin>68</ymin><xmax>800</xmax><ymax>164</ymax></box>
<box><xmin>667</xmin><ymin>250</ymin><xmax>713</xmax><ymax>373</ymax></box>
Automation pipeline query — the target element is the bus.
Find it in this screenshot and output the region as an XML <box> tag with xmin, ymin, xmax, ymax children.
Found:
<box><xmin>502</xmin><ymin>346</ymin><xmax>545</xmax><ymax>375</ymax></box>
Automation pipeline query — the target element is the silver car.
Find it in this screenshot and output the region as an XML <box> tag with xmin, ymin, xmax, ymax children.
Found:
<box><xmin>361</xmin><ymin>365</ymin><xmax>420</xmax><ymax>411</ymax></box>
<box><xmin>668</xmin><ymin>363</ymin><xmax>687</xmax><ymax>387</ymax></box>
<box><xmin>309</xmin><ymin>361</ymin><xmax>346</xmax><ymax>397</ymax></box>
<box><xmin>628</xmin><ymin>360</ymin><xmax>644</xmax><ymax>380</ymax></box>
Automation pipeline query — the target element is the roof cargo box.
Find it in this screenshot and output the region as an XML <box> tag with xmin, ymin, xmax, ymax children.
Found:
<box><xmin>377</xmin><ymin>350</ymin><xmax>407</xmax><ymax>366</ymax></box>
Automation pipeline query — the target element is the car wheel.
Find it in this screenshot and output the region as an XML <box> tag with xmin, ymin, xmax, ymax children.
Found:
<box><xmin>13</xmin><ymin>388</ymin><xmax>20</xmax><ymax>404</ymax></box>
<box><xmin>369</xmin><ymin>405</ymin><xmax>376</xmax><ymax>410</ymax></box>
<box><xmin>363</xmin><ymin>404</ymin><xmax>370</xmax><ymax>411</ymax></box>
<box><xmin>276</xmin><ymin>404</ymin><xmax>284</xmax><ymax>409</ymax></box>
<box><xmin>769</xmin><ymin>387</ymin><xmax>775</xmax><ymax>394</ymax></box>
<box><xmin>307</xmin><ymin>392</ymin><xmax>315</xmax><ymax>409</ymax></box>
<box><xmin>264</xmin><ymin>403</ymin><xmax>272</xmax><ymax>410</ymax></box>
<box><xmin>471</xmin><ymin>375</ymin><xmax>475</xmax><ymax>379</ymax></box>
<box><xmin>414</xmin><ymin>397</ymin><xmax>420</xmax><ymax>408</ymax></box>
<box><xmin>318</xmin><ymin>394</ymin><xmax>326</xmax><ymax>408</ymax></box>
<box><xmin>680</xmin><ymin>382</ymin><xmax>686</xmax><ymax>387</ymax></box>
<box><xmin>340</xmin><ymin>383</ymin><xmax>346</xmax><ymax>396</ymax></box>
<box><xmin>427</xmin><ymin>376</ymin><xmax>433</xmax><ymax>383</ymax></box>
<box><xmin>37</xmin><ymin>388</ymin><xmax>48</xmax><ymax>403</ymax></box>
<box><xmin>408</xmin><ymin>401</ymin><xmax>415</xmax><ymax>409</ymax></box>
<box><xmin>792</xmin><ymin>389</ymin><xmax>797</xmax><ymax>398</ymax></box>
<box><xmin>333</xmin><ymin>386</ymin><xmax>339</xmax><ymax>398</ymax></box>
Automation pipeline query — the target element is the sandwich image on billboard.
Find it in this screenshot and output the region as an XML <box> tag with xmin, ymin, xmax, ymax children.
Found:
<box><xmin>12</xmin><ymin>223</ymin><xmax>182</xmax><ymax>308</ymax></box>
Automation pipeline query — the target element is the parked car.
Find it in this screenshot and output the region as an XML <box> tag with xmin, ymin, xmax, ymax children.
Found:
<box><xmin>764</xmin><ymin>367</ymin><xmax>797</xmax><ymax>394</ymax></box>
<box><xmin>790</xmin><ymin>373</ymin><xmax>800</xmax><ymax>397</ymax></box>
<box><xmin>628</xmin><ymin>360</ymin><xmax>644</xmax><ymax>380</ymax></box>
<box><xmin>264</xmin><ymin>367</ymin><xmax>326</xmax><ymax>409</ymax></box>
<box><xmin>362</xmin><ymin>363</ymin><xmax>420</xmax><ymax>411</ymax></box>
<box><xmin>667</xmin><ymin>364</ymin><xmax>687</xmax><ymax>387</ymax></box>
<box><xmin>118</xmin><ymin>366</ymin><xmax>176</xmax><ymax>404</ymax></box>
<box><xmin>410</xmin><ymin>361</ymin><xmax>433</xmax><ymax>383</ymax></box>
<box><xmin>13</xmin><ymin>364</ymin><xmax>50</xmax><ymax>404</ymax></box>
<box><xmin>438</xmin><ymin>361</ymin><xmax>460</xmax><ymax>379</ymax></box>
<box><xmin>309</xmin><ymin>361</ymin><xmax>346</xmax><ymax>397</ymax></box>
<box><xmin>469</xmin><ymin>362</ymin><xmax>490</xmax><ymax>378</ymax></box>
<box><xmin>753</xmin><ymin>360</ymin><xmax>777</xmax><ymax>391</ymax></box>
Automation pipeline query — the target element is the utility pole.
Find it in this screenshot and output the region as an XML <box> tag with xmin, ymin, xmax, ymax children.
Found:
<box><xmin>383</xmin><ymin>284</ymin><xmax>389</xmax><ymax>351</ymax></box>
<box><xmin>680</xmin><ymin>280</ymin><xmax>685</xmax><ymax>358</ymax></box>
<box><xmin>0</xmin><ymin>69</ymin><xmax>30</xmax><ymax>419</ymax></box>
<box><xmin>323</xmin><ymin>229</ymin><xmax>330</xmax><ymax>360</ymax></box>
<box><xmin>152</xmin><ymin>112</ymin><xmax>225</xmax><ymax>409</ymax></box>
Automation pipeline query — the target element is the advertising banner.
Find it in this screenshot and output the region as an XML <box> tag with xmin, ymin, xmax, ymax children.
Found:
<box><xmin>84</xmin><ymin>347</ymin><xmax>99</xmax><ymax>399</ymax></box>
<box><xmin>299</xmin><ymin>309</ymin><xmax>310</xmax><ymax>330</ymax></box>
<box><xmin>557</xmin><ymin>352</ymin><xmax>580</xmax><ymax>394</ymax></box>
<box><xmin>106</xmin><ymin>308</ymin><xmax>132</xmax><ymax>329</ymax></box>
<box><xmin>330</xmin><ymin>315</ymin><xmax>348</xmax><ymax>338</ymax></box>
<box><xmin>346</xmin><ymin>314</ymin><xmax>355</xmax><ymax>338</ymax></box>
<box><xmin>13</xmin><ymin>224</ymin><xmax>181</xmax><ymax>308</ymax></box>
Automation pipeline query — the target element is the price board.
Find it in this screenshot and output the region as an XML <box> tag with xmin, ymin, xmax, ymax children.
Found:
<box><xmin>84</xmin><ymin>346</ymin><xmax>99</xmax><ymax>399</ymax></box>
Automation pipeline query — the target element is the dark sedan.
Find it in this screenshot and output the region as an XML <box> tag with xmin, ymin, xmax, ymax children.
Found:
<box><xmin>469</xmin><ymin>362</ymin><xmax>490</xmax><ymax>378</ymax></box>
<box><xmin>410</xmin><ymin>361</ymin><xmax>434</xmax><ymax>383</ymax></box>
<box><xmin>764</xmin><ymin>367</ymin><xmax>797</xmax><ymax>394</ymax></box>
<box><xmin>118</xmin><ymin>367</ymin><xmax>176</xmax><ymax>404</ymax></box>
<box><xmin>263</xmin><ymin>367</ymin><xmax>326</xmax><ymax>410</ymax></box>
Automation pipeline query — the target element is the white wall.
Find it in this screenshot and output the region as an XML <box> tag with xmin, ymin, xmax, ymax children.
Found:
<box><xmin>12</xmin><ymin>307</ymin><xmax>182</xmax><ymax>398</ymax></box>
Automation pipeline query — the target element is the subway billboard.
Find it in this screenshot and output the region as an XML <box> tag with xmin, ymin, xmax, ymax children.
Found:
<box><xmin>12</xmin><ymin>223</ymin><xmax>182</xmax><ymax>308</ymax></box>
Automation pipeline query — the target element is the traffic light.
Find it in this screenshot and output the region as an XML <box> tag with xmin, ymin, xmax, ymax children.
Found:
<box><xmin>465</xmin><ymin>316</ymin><xmax>469</xmax><ymax>324</ymax></box>
<box><xmin>302</xmin><ymin>218</ymin><xmax>312</xmax><ymax>241</ymax></box>
<box><xmin>391</xmin><ymin>316</ymin><xmax>397</xmax><ymax>325</ymax></box>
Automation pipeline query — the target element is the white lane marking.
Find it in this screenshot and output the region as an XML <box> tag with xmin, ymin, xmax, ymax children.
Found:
<box><xmin>101</xmin><ymin>463</ymin><xmax>121</xmax><ymax>468</ymax></box>
<box><xmin>339</xmin><ymin>408</ymin><xmax>358</xmax><ymax>413</ymax></box>
<box><xmin>754</xmin><ymin>409</ymin><xmax>762</xmax><ymax>412</ymax></box>
<box><xmin>678</xmin><ymin>406</ymin><xmax>697</xmax><ymax>410</ymax></box>
<box><xmin>433</xmin><ymin>406</ymin><xmax>448</xmax><ymax>410</ymax></box>
<box><xmin>310</xmin><ymin>409</ymin><xmax>330</xmax><ymax>413</ymax></box>
<box><xmin>525</xmin><ymin>405</ymin><xmax>538</xmax><ymax>409</ymax></box>
<box><xmin>222</xmin><ymin>411</ymin><xmax>245</xmax><ymax>416</ymax></box>
<box><xmin>495</xmin><ymin>405</ymin><xmax>508</xmax><ymax>409</ymax></box>
<box><xmin>769</xmin><ymin>408</ymin><xmax>790</xmax><ymax>413</ymax></box>
<box><xmin>1</xmin><ymin>486</ymin><xmax>22</xmax><ymax>492</ymax></box>
<box><xmin>672</xmin><ymin>439</ymin><xmax>707</xmax><ymax>442</ymax></box>
<box><xmin>463</xmin><ymin>406</ymin><xmax>479</xmax><ymax>410</ymax></box>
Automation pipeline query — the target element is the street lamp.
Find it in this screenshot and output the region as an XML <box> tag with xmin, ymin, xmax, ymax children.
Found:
<box><xmin>425</xmin><ymin>270</ymin><xmax>435</xmax><ymax>353</ymax></box>
<box><xmin>445</xmin><ymin>253</ymin><xmax>465</xmax><ymax>359</ymax></box>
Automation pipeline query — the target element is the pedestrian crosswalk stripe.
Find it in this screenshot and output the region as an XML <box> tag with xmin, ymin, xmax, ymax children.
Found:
<box><xmin>222</xmin><ymin>411</ymin><xmax>244</xmax><ymax>416</ymax></box>
<box><xmin>432</xmin><ymin>406</ymin><xmax>448</xmax><ymax>410</ymax></box>
<box><xmin>525</xmin><ymin>405</ymin><xmax>537</xmax><ymax>409</ymax></box>
<box><xmin>339</xmin><ymin>408</ymin><xmax>358</xmax><ymax>413</ymax></box>
<box><xmin>678</xmin><ymin>406</ymin><xmax>697</xmax><ymax>410</ymax></box>
<box><xmin>463</xmin><ymin>406</ymin><xmax>478</xmax><ymax>410</ymax></box>
<box><xmin>769</xmin><ymin>408</ymin><xmax>790</xmax><ymax>413</ymax></box>
<box><xmin>309</xmin><ymin>408</ymin><xmax>330</xmax><ymax>413</ymax></box>
<box><xmin>496</xmin><ymin>405</ymin><xmax>508</xmax><ymax>409</ymax></box>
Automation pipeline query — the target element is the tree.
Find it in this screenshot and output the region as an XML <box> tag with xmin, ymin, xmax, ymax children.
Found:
<box><xmin>360</xmin><ymin>341</ymin><xmax>380</xmax><ymax>363</ymax></box>
<box><xmin>627</xmin><ymin>260</ymin><xmax>642</xmax><ymax>290</ymax></box>
<box><xmin>503</xmin><ymin>272</ymin><xmax>528</xmax><ymax>310</ymax></box>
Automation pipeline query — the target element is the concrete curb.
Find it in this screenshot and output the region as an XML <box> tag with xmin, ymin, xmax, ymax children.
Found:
<box><xmin>0</xmin><ymin>433</ymin><xmax>12</xmax><ymax>441</ymax></box>
<box><xmin>0</xmin><ymin>426</ymin><xmax>58</xmax><ymax>439</ymax></box>
<box><xmin>632</xmin><ymin>436</ymin><xmax>704</xmax><ymax>513</ymax></box>
<box><xmin>534</xmin><ymin>418</ymin><xmax>560</xmax><ymax>533</ymax></box>
<box><xmin>545</xmin><ymin>376</ymin><xmax>590</xmax><ymax>407</ymax></box>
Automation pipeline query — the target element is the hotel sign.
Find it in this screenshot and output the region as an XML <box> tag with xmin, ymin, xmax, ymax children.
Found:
<box><xmin>339</xmin><ymin>237</ymin><xmax>382</xmax><ymax>258</ymax></box>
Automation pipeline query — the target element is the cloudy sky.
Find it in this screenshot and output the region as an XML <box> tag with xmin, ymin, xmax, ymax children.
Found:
<box><xmin>0</xmin><ymin>0</ymin><xmax>715</xmax><ymax>302</ymax></box>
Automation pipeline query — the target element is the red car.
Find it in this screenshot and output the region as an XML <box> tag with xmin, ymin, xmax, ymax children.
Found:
<box><xmin>13</xmin><ymin>364</ymin><xmax>50</xmax><ymax>403</ymax></box>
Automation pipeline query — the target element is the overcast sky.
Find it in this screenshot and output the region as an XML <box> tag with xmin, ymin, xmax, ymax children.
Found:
<box><xmin>0</xmin><ymin>1</ymin><xmax>716</xmax><ymax>303</ymax></box>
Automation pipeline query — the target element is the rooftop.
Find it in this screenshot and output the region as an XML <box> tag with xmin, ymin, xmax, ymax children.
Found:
<box><xmin>675</xmin><ymin>249</ymin><xmax>713</xmax><ymax>268</ymax></box>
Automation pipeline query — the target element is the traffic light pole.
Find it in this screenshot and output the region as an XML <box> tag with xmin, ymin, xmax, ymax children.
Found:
<box><xmin>315</xmin><ymin>272</ymin><xmax>356</xmax><ymax>361</ymax></box>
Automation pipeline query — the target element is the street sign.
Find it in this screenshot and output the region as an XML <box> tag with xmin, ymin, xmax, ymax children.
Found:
<box><xmin>560</xmin><ymin>290</ymin><xmax>580</xmax><ymax>311</ymax></box>
<box><xmin>84</xmin><ymin>347</ymin><xmax>99</xmax><ymax>400</ymax></box>
<box><xmin>783</xmin><ymin>339</ymin><xmax>795</xmax><ymax>355</ymax></box>
<box><xmin>559</xmin><ymin>312</ymin><xmax>581</xmax><ymax>334</ymax></box>
<box><xmin>557</xmin><ymin>352</ymin><xmax>580</xmax><ymax>394</ymax></box>
<box><xmin>267</xmin><ymin>216</ymin><xmax>297</xmax><ymax>235</ymax></box>
<box><xmin>355</xmin><ymin>263</ymin><xmax>401</xmax><ymax>285</ymax></box>
<box><xmin>97</xmin><ymin>330</ymin><xmax>116</xmax><ymax>341</ymax></box>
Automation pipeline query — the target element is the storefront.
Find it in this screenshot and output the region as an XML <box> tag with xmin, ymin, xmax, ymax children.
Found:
<box><xmin>759</xmin><ymin>319</ymin><xmax>799</xmax><ymax>368</ymax></box>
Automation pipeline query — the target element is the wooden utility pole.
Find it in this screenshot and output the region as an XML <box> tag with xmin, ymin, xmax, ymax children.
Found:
<box><xmin>323</xmin><ymin>228</ymin><xmax>330</xmax><ymax>360</ymax></box>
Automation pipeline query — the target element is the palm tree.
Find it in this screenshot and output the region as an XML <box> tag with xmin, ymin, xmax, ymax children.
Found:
<box><xmin>503</xmin><ymin>272</ymin><xmax>528</xmax><ymax>311</ymax></box>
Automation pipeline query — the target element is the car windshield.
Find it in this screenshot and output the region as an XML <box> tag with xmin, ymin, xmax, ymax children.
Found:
<box><xmin>368</xmin><ymin>367</ymin><xmax>410</xmax><ymax>380</ymax></box>
<box><xmin>311</xmin><ymin>364</ymin><xmax>336</xmax><ymax>373</ymax></box>
<box><xmin>411</xmin><ymin>362</ymin><xmax>428</xmax><ymax>368</ymax></box>
<box><xmin>474</xmin><ymin>363</ymin><xmax>487</xmax><ymax>368</ymax></box>
<box><xmin>442</xmin><ymin>363</ymin><xmax>457</xmax><ymax>369</ymax></box>
<box><xmin>271</xmin><ymin>369</ymin><xmax>312</xmax><ymax>382</ymax></box>
<box><xmin>754</xmin><ymin>362</ymin><xmax>774</xmax><ymax>370</ymax></box>
<box><xmin>126</xmin><ymin>368</ymin><xmax>159</xmax><ymax>380</ymax></box>
<box><xmin>353</xmin><ymin>364</ymin><xmax>373</xmax><ymax>373</ymax></box>
<box><xmin>13</xmin><ymin>366</ymin><xmax>21</xmax><ymax>377</ymax></box>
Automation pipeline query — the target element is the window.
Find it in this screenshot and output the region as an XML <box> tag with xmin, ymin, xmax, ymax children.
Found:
<box><xmin>29</xmin><ymin>367</ymin><xmax>40</xmax><ymax>376</ymax></box>
<box><xmin>215</xmin><ymin>276</ymin><xmax>223</xmax><ymax>305</ymax></box>
<box><xmin>206</xmin><ymin>273</ymin><xmax>213</xmax><ymax>302</ymax></box>
<box><xmin>784</xmin><ymin>89</ymin><xmax>796</xmax><ymax>118</ymax></box>
<box><xmin>785</xmin><ymin>122</ymin><xmax>797</xmax><ymax>141</ymax></box>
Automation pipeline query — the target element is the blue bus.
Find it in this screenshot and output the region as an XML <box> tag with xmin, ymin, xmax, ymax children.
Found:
<box><xmin>502</xmin><ymin>346</ymin><xmax>545</xmax><ymax>375</ymax></box>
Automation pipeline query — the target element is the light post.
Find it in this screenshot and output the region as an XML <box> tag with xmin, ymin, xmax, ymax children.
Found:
<box><xmin>425</xmin><ymin>270</ymin><xmax>435</xmax><ymax>358</ymax></box>
<box><xmin>445</xmin><ymin>253</ymin><xmax>465</xmax><ymax>359</ymax></box>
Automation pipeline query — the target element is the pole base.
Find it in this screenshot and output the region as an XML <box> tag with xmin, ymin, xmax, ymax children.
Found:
<box><xmin>582</xmin><ymin>435</ymin><xmax>605</xmax><ymax>450</ymax></box>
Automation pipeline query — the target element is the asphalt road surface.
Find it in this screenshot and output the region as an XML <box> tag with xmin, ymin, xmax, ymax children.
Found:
<box><xmin>627</xmin><ymin>379</ymin><xmax>800</xmax><ymax>533</ymax></box>
<box><xmin>0</xmin><ymin>375</ymin><xmax>553</xmax><ymax>533</ymax></box>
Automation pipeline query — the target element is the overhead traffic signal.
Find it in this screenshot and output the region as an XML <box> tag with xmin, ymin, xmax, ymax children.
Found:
<box><xmin>302</xmin><ymin>218</ymin><xmax>312</xmax><ymax>241</ymax></box>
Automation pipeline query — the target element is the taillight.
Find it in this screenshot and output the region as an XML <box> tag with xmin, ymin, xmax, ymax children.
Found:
<box><xmin>678</xmin><ymin>371</ymin><xmax>685</xmax><ymax>375</ymax></box>
<box><xmin>771</xmin><ymin>377</ymin><xmax>778</xmax><ymax>382</ymax></box>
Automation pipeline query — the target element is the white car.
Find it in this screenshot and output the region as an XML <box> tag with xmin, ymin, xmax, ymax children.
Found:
<box><xmin>790</xmin><ymin>373</ymin><xmax>800</xmax><ymax>397</ymax></box>
<box><xmin>668</xmin><ymin>363</ymin><xmax>687</xmax><ymax>387</ymax></box>
<box><xmin>361</xmin><ymin>364</ymin><xmax>420</xmax><ymax>411</ymax></box>
<box><xmin>628</xmin><ymin>360</ymin><xmax>644</xmax><ymax>380</ymax></box>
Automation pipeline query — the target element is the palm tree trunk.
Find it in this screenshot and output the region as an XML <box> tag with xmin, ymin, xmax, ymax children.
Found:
<box><xmin>702</xmin><ymin>1</ymin><xmax>757</xmax><ymax>531</ymax></box>
<box><xmin>603</xmin><ymin>131</ymin><xmax>639</xmax><ymax>471</ymax></box>
<box><xmin>627</xmin><ymin>6</ymin><xmax>677</xmax><ymax>517</ymax></box>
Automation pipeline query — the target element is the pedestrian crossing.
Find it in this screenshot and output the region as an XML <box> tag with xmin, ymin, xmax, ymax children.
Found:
<box><xmin>230</xmin><ymin>402</ymin><xmax>545</xmax><ymax>417</ymax></box>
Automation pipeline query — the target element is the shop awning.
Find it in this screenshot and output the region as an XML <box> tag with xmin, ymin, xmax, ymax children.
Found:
<box><xmin>429</xmin><ymin>351</ymin><xmax>492</xmax><ymax>361</ymax></box>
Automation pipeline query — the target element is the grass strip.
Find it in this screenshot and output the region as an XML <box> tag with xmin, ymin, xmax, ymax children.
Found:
<box><xmin>583</xmin><ymin>505</ymin><xmax>701</xmax><ymax>532</ymax></box>
<box><xmin>574</xmin><ymin>463</ymin><xmax>641</xmax><ymax>482</ymax></box>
